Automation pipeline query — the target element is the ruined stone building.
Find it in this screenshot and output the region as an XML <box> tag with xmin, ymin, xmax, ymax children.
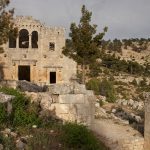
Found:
<box><xmin>0</xmin><ymin>16</ymin><xmax>76</xmax><ymax>85</ymax></box>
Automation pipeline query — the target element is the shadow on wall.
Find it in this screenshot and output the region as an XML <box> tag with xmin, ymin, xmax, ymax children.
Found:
<box><xmin>0</xmin><ymin>62</ymin><xmax>4</xmax><ymax>81</ymax></box>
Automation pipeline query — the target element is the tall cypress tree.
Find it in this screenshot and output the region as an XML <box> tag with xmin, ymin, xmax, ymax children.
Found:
<box><xmin>63</xmin><ymin>5</ymin><xmax>107</xmax><ymax>83</ymax></box>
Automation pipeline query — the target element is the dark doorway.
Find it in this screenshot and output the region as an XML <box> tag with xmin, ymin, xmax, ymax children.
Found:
<box><xmin>18</xmin><ymin>66</ymin><xmax>30</xmax><ymax>81</ymax></box>
<box><xmin>50</xmin><ymin>72</ymin><xmax>56</xmax><ymax>84</ymax></box>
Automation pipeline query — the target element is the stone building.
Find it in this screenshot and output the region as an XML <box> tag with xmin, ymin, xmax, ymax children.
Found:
<box><xmin>0</xmin><ymin>16</ymin><xmax>76</xmax><ymax>85</ymax></box>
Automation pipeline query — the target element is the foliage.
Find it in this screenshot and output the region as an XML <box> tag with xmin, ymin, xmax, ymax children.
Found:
<box><xmin>101</xmin><ymin>53</ymin><xmax>148</xmax><ymax>76</ymax></box>
<box><xmin>0</xmin><ymin>87</ymin><xmax>41</xmax><ymax>127</ymax></box>
<box><xmin>0</xmin><ymin>133</ymin><xmax>16</xmax><ymax>149</ymax></box>
<box><xmin>86</xmin><ymin>78</ymin><xmax>116</xmax><ymax>102</ymax></box>
<box><xmin>131</xmin><ymin>79</ymin><xmax>138</xmax><ymax>86</ymax></box>
<box><xmin>107</xmin><ymin>39</ymin><xmax>122</xmax><ymax>52</ymax></box>
<box><xmin>99</xmin><ymin>79</ymin><xmax>116</xmax><ymax>102</ymax></box>
<box><xmin>89</xmin><ymin>62</ymin><xmax>102</xmax><ymax>77</ymax></box>
<box><xmin>63</xmin><ymin>5</ymin><xmax>107</xmax><ymax>83</ymax></box>
<box><xmin>86</xmin><ymin>78</ymin><xmax>100</xmax><ymax>95</ymax></box>
<box><xmin>0</xmin><ymin>0</ymin><xmax>18</xmax><ymax>52</ymax></box>
<box><xmin>0</xmin><ymin>103</ymin><xmax>7</xmax><ymax>123</ymax></box>
<box><xmin>61</xmin><ymin>123</ymin><xmax>103</xmax><ymax>150</ymax></box>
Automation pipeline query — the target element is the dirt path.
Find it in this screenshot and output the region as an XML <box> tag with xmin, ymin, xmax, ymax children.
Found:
<box><xmin>91</xmin><ymin>119</ymin><xmax>144</xmax><ymax>150</ymax></box>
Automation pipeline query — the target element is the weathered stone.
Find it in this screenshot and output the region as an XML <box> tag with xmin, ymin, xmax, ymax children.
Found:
<box><xmin>0</xmin><ymin>16</ymin><xmax>77</xmax><ymax>85</ymax></box>
<box><xmin>59</xmin><ymin>94</ymin><xmax>85</xmax><ymax>104</ymax></box>
<box><xmin>95</xmin><ymin>102</ymin><xmax>100</xmax><ymax>108</ymax></box>
<box><xmin>16</xmin><ymin>139</ymin><xmax>26</xmax><ymax>150</ymax></box>
<box><xmin>112</xmin><ymin>109</ymin><xmax>116</xmax><ymax>113</ymax></box>
<box><xmin>0</xmin><ymin>144</ymin><xmax>3</xmax><ymax>150</ymax></box>
<box><xmin>0</xmin><ymin>92</ymin><xmax>15</xmax><ymax>103</ymax></box>
<box><xmin>128</xmin><ymin>99</ymin><xmax>134</xmax><ymax>106</ymax></box>
<box><xmin>17</xmin><ymin>80</ymin><xmax>43</xmax><ymax>92</ymax></box>
<box><xmin>135</xmin><ymin>116</ymin><xmax>142</xmax><ymax>123</ymax></box>
<box><xmin>122</xmin><ymin>100</ymin><xmax>128</xmax><ymax>106</ymax></box>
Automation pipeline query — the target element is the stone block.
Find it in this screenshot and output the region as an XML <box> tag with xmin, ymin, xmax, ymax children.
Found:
<box><xmin>59</xmin><ymin>94</ymin><xmax>85</xmax><ymax>104</ymax></box>
<box><xmin>49</xmin><ymin>103</ymin><xmax>70</xmax><ymax>114</ymax></box>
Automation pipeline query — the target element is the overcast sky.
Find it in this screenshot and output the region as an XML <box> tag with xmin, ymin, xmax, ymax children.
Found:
<box><xmin>9</xmin><ymin>0</ymin><xmax>150</xmax><ymax>40</ymax></box>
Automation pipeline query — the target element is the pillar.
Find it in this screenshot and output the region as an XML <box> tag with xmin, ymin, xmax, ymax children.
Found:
<box><xmin>29</xmin><ymin>33</ymin><xmax>32</xmax><ymax>48</ymax></box>
<box><xmin>144</xmin><ymin>92</ymin><xmax>150</xmax><ymax>150</ymax></box>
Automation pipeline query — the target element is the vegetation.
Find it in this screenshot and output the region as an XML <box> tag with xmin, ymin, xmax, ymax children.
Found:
<box><xmin>86</xmin><ymin>78</ymin><xmax>116</xmax><ymax>102</ymax></box>
<box><xmin>0</xmin><ymin>0</ymin><xmax>17</xmax><ymax>52</ymax></box>
<box><xmin>0</xmin><ymin>87</ymin><xmax>108</xmax><ymax>150</ymax></box>
<box><xmin>0</xmin><ymin>87</ymin><xmax>41</xmax><ymax>127</ymax></box>
<box><xmin>63</xmin><ymin>5</ymin><xmax>107</xmax><ymax>83</ymax></box>
<box><xmin>61</xmin><ymin>123</ymin><xmax>106</xmax><ymax>150</ymax></box>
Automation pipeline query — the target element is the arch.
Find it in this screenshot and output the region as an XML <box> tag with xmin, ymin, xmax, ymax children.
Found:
<box><xmin>31</xmin><ymin>31</ymin><xmax>38</xmax><ymax>48</ymax></box>
<box><xmin>19</xmin><ymin>29</ymin><xmax>29</xmax><ymax>48</ymax></box>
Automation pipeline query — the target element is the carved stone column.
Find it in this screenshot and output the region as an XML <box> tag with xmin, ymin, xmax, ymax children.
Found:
<box><xmin>144</xmin><ymin>92</ymin><xmax>150</xmax><ymax>150</ymax></box>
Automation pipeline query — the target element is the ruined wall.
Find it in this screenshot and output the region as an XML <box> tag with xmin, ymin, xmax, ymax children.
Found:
<box><xmin>26</xmin><ymin>82</ymin><xmax>95</xmax><ymax>127</ymax></box>
<box><xmin>144</xmin><ymin>92</ymin><xmax>150</xmax><ymax>150</ymax></box>
<box><xmin>0</xmin><ymin>16</ymin><xmax>76</xmax><ymax>84</ymax></box>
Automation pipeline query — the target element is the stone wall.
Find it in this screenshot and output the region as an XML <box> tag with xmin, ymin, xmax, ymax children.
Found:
<box><xmin>25</xmin><ymin>82</ymin><xmax>95</xmax><ymax>127</ymax></box>
<box><xmin>113</xmin><ymin>138</ymin><xmax>144</xmax><ymax>150</ymax></box>
<box><xmin>0</xmin><ymin>16</ymin><xmax>77</xmax><ymax>84</ymax></box>
<box><xmin>144</xmin><ymin>92</ymin><xmax>150</xmax><ymax>150</ymax></box>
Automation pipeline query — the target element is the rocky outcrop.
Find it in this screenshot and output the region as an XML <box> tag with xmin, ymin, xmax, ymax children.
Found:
<box><xmin>17</xmin><ymin>80</ymin><xmax>44</xmax><ymax>92</ymax></box>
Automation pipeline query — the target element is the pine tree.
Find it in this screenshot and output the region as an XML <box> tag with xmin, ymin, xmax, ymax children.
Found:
<box><xmin>63</xmin><ymin>5</ymin><xmax>107</xmax><ymax>83</ymax></box>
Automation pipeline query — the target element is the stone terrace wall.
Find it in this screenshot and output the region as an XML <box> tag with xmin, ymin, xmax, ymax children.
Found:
<box><xmin>113</xmin><ymin>138</ymin><xmax>144</xmax><ymax>150</ymax></box>
<box><xmin>46</xmin><ymin>83</ymin><xmax>95</xmax><ymax>126</ymax></box>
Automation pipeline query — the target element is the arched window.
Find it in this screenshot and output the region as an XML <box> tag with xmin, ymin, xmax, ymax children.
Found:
<box><xmin>31</xmin><ymin>31</ymin><xmax>38</xmax><ymax>48</ymax></box>
<box><xmin>19</xmin><ymin>29</ymin><xmax>29</xmax><ymax>48</ymax></box>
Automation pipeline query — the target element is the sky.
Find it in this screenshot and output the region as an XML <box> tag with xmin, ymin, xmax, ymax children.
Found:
<box><xmin>9</xmin><ymin>0</ymin><xmax>150</xmax><ymax>40</ymax></box>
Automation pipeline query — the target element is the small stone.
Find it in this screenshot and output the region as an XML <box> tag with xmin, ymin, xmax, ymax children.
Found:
<box><xmin>4</xmin><ymin>128</ymin><xmax>11</xmax><ymax>134</ymax></box>
<box><xmin>10</xmin><ymin>132</ymin><xmax>17</xmax><ymax>137</ymax></box>
<box><xmin>0</xmin><ymin>144</ymin><xmax>3</xmax><ymax>150</ymax></box>
<box><xmin>122</xmin><ymin>100</ymin><xmax>128</xmax><ymax>106</ymax></box>
<box><xmin>135</xmin><ymin>116</ymin><xmax>142</xmax><ymax>123</ymax></box>
<box><xmin>32</xmin><ymin>125</ymin><xmax>37</xmax><ymax>128</ymax></box>
<box><xmin>16</xmin><ymin>139</ymin><xmax>26</xmax><ymax>150</ymax></box>
<box><xmin>128</xmin><ymin>99</ymin><xmax>134</xmax><ymax>106</ymax></box>
<box><xmin>50</xmin><ymin>130</ymin><xmax>54</xmax><ymax>133</ymax></box>
<box><xmin>112</xmin><ymin>109</ymin><xmax>116</xmax><ymax>113</ymax></box>
<box><xmin>95</xmin><ymin>102</ymin><xmax>100</xmax><ymax>108</ymax></box>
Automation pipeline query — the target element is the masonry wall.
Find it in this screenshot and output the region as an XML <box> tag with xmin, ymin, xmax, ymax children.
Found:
<box><xmin>0</xmin><ymin>16</ymin><xmax>76</xmax><ymax>85</ymax></box>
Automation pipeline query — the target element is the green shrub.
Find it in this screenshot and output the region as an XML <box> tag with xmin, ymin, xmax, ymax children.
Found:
<box><xmin>86</xmin><ymin>79</ymin><xmax>100</xmax><ymax>95</ymax></box>
<box><xmin>0</xmin><ymin>87</ymin><xmax>41</xmax><ymax>127</ymax></box>
<box><xmin>0</xmin><ymin>104</ymin><xmax>7</xmax><ymax>124</ymax></box>
<box><xmin>61</xmin><ymin>123</ymin><xmax>101</xmax><ymax>150</ymax></box>
<box><xmin>99</xmin><ymin>79</ymin><xmax>116</xmax><ymax>102</ymax></box>
<box><xmin>131</xmin><ymin>79</ymin><xmax>138</xmax><ymax>86</ymax></box>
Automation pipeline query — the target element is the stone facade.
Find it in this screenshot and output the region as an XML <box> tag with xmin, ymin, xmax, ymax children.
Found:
<box><xmin>0</xmin><ymin>16</ymin><xmax>76</xmax><ymax>85</ymax></box>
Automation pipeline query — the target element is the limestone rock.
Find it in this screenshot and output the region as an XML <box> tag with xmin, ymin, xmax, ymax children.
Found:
<box><xmin>0</xmin><ymin>144</ymin><xmax>3</xmax><ymax>150</ymax></box>
<box><xmin>0</xmin><ymin>93</ymin><xmax>15</xmax><ymax>103</ymax></box>
<box><xmin>16</xmin><ymin>139</ymin><xmax>26</xmax><ymax>150</ymax></box>
<box><xmin>17</xmin><ymin>80</ymin><xmax>43</xmax><ymax>92</ymax></box>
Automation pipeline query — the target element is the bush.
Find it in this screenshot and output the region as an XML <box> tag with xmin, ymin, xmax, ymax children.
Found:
<box><xmin>86</xmin><ymin>79</ymin><xmax>100</xmax><ymax>95</ymax></box>
<box><xmin>0</xmin><ymin>104</ymin><xmax>7</xmax><ymax>124</ymax></box>
<box><xmin>61</xmin><ymin>123</ymin><xmax>101</xmax><ymax>150</ymax></box>
<box><xmin>0</xmin><ymin>87</ymin><xmax>41</xmax><ymax>127</ymax></box>
<box><xmin>99</xmin><ymin>79</ymin><xmax>116</xmax><ymax>102</ymax></box>
<box><xmin>86</xmin><ymin>79</ymin><xmax>116</xmax><ymax>102</ymax></box>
